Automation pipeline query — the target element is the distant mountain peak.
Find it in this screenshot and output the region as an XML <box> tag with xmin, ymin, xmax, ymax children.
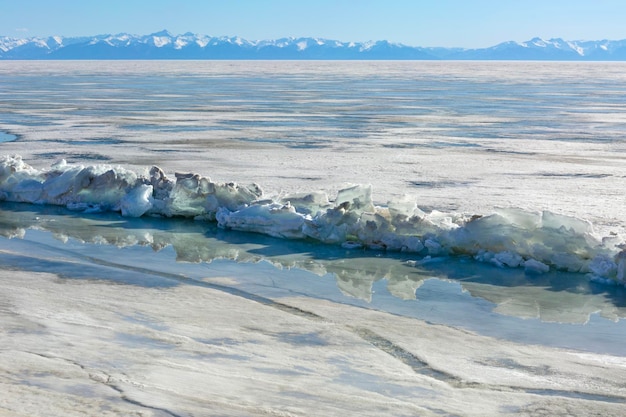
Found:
<box><xmin>150</xmin><ymin>29</ymin><xmax>173</xmax><ymax>37</ymax></box>
<box><xmin>2</xmin><ymin>31</ymin><xmax>626</xmax><ymax>60</ymax></box>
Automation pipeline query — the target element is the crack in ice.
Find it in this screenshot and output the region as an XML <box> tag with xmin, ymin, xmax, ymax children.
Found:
<box><xmin>350</xmin><ymin>328</ymin><xmax>626</xmax><ymax>404</ymax></box>
<box><xmin>24</xmin><ymin>351</ymin><xmax>184</xmax><ymax>417</ymax></box>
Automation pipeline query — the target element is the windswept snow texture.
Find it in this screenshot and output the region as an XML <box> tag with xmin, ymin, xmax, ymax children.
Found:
<box><xmin>1</xmin><ymin>155</ymin><xmax>624</xmax><ymax>284</ymax></box>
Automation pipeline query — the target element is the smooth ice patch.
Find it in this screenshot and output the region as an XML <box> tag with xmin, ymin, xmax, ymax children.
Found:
<box><xmin>0</xmin><ymin>132</ymin><xmax>17</xmax><ymax>143</ymax></box>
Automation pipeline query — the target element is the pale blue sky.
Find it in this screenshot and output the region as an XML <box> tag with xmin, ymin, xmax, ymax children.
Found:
<box><xmin>2</xmin><ymin>0</ymin><xmax>626</xmax><ymax>48</ymax></box>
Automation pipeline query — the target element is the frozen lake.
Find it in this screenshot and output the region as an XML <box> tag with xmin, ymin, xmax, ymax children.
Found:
<box><xmin>1</xmin><ymin>61</ymin><xmax>626</xmax><ymax>416</ymax></box>
<box><xmin>1</xmin><ymin>61</ymin><xmax>626</xmax><ymax>231</ymax></box>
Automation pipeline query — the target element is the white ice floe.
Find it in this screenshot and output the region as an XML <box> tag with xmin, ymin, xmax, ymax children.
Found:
<box><xmin>1</xmin><ymin>154</ymin><xmax>625</xmax><ymax>284</ymax></box>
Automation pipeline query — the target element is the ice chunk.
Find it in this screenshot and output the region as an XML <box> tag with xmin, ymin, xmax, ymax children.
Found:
<box><xmin>523</xmin><ymin>259</ymin><xmax>550</xmax><ymax>274</ymax></box>
<box><xmin>161</xmin><ymin>171</ymin><xmax>263</xmax><ymax>218</ymax></box>
<box><xmin>9</xmin><ymin>178</ymin><xmax>44</xmax><ymax>202</ymax></box>
<box><xmin>496</xmin><ymin>207</ymin><xmax>541</xmax><ymax>229</ymax></box>
<box><xmin>0</xmin><ymin>155</ymin><xmax>37</xmax><ymax>182</ymax></box>
<box><xmin>214</xmin><ymin>182</ymin><xmax>263</xmax><ymax>211</ymax></box>
<box><xmin>302</xmin><ymin>186</ymin><xmax>373</xmax><ymax>244</ymax></box>
<box><xmin>550</xmin><ymin>252</ymin><xmax>585</xmax><ymax>273</ymax></box>
<box><xmin>280</xmin><ymin>191</ymin><xmax>330</xmax><ymax>215</ymax></box>
<box><xmin>216</xmin><ymin>202</ymin><xmax>306</xmax><ymax>239</ymax></box>
<box><xmin>334</xmin><ymin>184</ymin><xmax>375</xmax><ymax>215</ymax></box>
<box><xmin>149</xmin><ymin>166</ymin><xmax>174</xmax><ymax>200</ymax></box>
<box><xmin>166</xmin><ymin>172</ymin><xmax>216</xmax><ymax>217</ymax></box>
<box><xmin>400</xmin><ymin>236</ymin><xmax>425</xmax><ymax>253</ymax></box>
<box><xmin>424</xmin><ymin>238</ymin><xmax>443</xmax><ymax>255</ymax></box>
<box><xmin>451</xmin><ymin>212</ymin><xmax>522</xmax><ymax>255</ymax></box>
<box><xmin>120</xmin><ymin>184</ymin><xmax>153</xmax><ymax>218</ymax></box>
<box><xmin>387</xmin><ymin>195</ymin><xmax>426</xmax><ymax>220</ymax></box>
<box><xmin>356</xmin><ymin>211</ymin><xmax>393</xmax><ymax>246</ymax></box>
<box><xmin>303</xmin><ymin>212</ymin><xmax>350</xmax><ymax>244</ymax></box>
<box><xmin>542</xmin><ymin>210</ymin><xmax>593</xmax><ymax>236</ymax></box>
<box><xmin>588</xmin><ymin>255</ymin><xmax>617</xmax><ymax>279</ymax></box>
<box><xmin>41</xmin><ymin>165</ymin><xmax>84</xmax><ymax>199</ymax></box>
<box><xmin>494</xmin><ymin>251</ymin><xmax>524</xmax><ymax>268</ymax></box>
<box><xmin>617</xmin><ymin>250</ymin><xmax>626</xmax><ymax>284</ymax></box>
<box><xmin>375</xmin><ymin>233</ymin><xmax>424</xmax><ymax>253</ymax></box>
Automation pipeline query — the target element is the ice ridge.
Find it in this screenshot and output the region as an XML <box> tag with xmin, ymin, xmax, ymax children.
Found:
<box><xmin>1</xmin><ymin>155</ymin><xmax>624</xmax><ymax>284</ymax></box>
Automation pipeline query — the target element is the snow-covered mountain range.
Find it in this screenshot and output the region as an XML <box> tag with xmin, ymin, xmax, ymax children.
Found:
<box><xmin>2</xmin><ymin>30</ymin><xmax>626</xmax><ymax>60</ymax></box>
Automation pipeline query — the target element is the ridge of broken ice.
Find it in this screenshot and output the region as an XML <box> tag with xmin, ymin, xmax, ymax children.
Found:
<box><xmin>1</xmin><ymin>155</ymin><xmax>624</xmax><ymax>284</ymax></box>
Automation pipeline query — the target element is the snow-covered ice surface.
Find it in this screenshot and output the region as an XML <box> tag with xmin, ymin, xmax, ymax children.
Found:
<box><xmin>1</xmin><ymin>61</ymin><xmax>626</xmax><ymax>415</ymax></box>
<box><xmin>1</xmin><ymin>210</ymin><xmax>626</xmax><ymax>416</ymax></box>
<box><xmin>2</xmin><ymin>61</ymin><xmax>626</xmax><ymax>227</ymax></box>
